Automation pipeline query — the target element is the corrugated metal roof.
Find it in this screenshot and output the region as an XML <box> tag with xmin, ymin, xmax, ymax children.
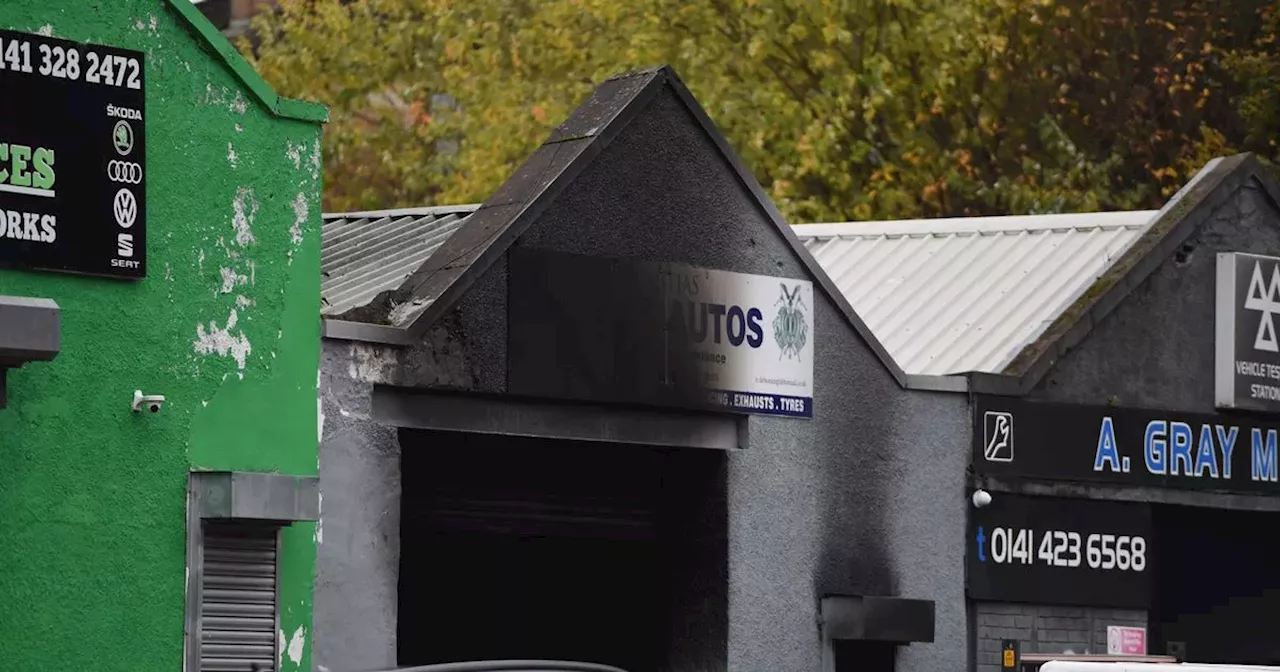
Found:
<box><xmin>321</xmin><ymin>205</ymin><xmax>478</xmax><ymax>316</ymax></box>
<box><xmin>793</xmin><ymin>211</ymin><xmax>1159</xmax><ymax>376</ymax></box>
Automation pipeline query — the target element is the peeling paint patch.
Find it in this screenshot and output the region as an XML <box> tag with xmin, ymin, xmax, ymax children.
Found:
<box><xmin>194</xmin><ymin>309</ymin><xmax>252</xmax><ymax>369</ymax></box>
<box><xmin>278</xmin><ymin>630</ymin><xmax>286</xmax><ymax>671</ymax></box>
<box><xmin>37</xmin><ymin>25</ymin><xmax>53</xmax><ymax>36</ymax></box>
<box><xmin>227</xmin><ymin>142</ymin><xmax>238</xmax><ymax>168</ymax></box>
<box><xmin>219</xmin><ymin>267</ymin><xmax>249</xmax><ymax>294</ymax></box>
<box><xmin>150</xmin><ymin>14</ymin><xmax>158</xmax><ymax>31</ymax></box>
<box><xmin>286</xmin><ymin>626</ymin><xmax>306</xmax><ymax>665</ymax></box>
<box><xmin>231</xmin><ymin>188</ymin><xmax>258</xmax><ymax>247</ymax></box>
<box><xmin>235</xmin><ymin>295</ymin><xmax>253</xmax><ymax>309</ymax></box>
<box><xmin>314</xmin><ymin>492</ymin><xmax>324</xmax><ymax>544</ymax></box>
<box><xmin>197</xmin><ymin>249</ymin><xmax>205</xmax><ymax>272</ymax></box>
<box><xmin>235</xmin><ymin>123</ymin><xmax>243</xmax><ymax>133</ymax></box>
<box><xmin>349</xmin><ymin>343</ymin><xmax>399</xmax><ymax>382</ymax></box>
<box><xmin>316</xmin><ymin>369</ymin><xmax>325</xmax><ymax>443</ymax></box>
<box><xmin>285</xmin><ymin>142</ymin><xmax>304</xmax><ymax>170</ymax></box>
<box><xmin>290</xmin><ymin>192</ymin><xmax>308</xmax><ymax>246</ymax></box>
<box><xmin>229</xmin><ymin>90</ymin><xmax>248</xmax><ymax>115</ymax></box>
<box><xmin>309</xmin><ymin>138</ymin><xmax>322</xmax><ymax>180</ymax></box>
<box><xmin>134</xmin><ymin>19</ymin><xmax>146</xmax><ymax>30</ymax></box>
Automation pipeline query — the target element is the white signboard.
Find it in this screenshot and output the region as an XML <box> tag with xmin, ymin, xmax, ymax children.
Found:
<box><xmin>659</xmin><ymin>263</ymin><xmax>814</xmax><ymax>418</ymax></box>
<box><xmin>1216</xmin><ymin>252</ymin><xmax>1280</xmax><ymax>412</ymax></box>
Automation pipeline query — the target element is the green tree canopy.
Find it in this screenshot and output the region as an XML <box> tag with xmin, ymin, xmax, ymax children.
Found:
<box><xmin>245</xmin><ymin>0</ymin><xmax>1279</xmax><ymax>222</ymax></box>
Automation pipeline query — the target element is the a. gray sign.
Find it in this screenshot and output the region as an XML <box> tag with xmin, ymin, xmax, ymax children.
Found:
<box><xmin>1216</xmin><ymin>252</ymin><xmax>1280</xmax><ymax>412</ymax></box>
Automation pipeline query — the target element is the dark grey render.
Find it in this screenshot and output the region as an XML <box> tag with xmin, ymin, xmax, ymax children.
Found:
<box><xmin>314</xmin><ymin>67</ymin><xmax>971</xmax><ymax>672</ymax></box>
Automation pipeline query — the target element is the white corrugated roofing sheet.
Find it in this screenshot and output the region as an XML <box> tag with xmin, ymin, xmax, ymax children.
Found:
<box><xmin>793</xmin><ymin>211</ymin><xmax>1159</xmax><ymax>376</ymax></box>
<box><xmin>321</xmin><ymin>205</ymin><xmax>478</xmax><ymax>316</ymax></box>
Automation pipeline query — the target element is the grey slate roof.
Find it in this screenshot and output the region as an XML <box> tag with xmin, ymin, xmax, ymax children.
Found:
<box><xmin>321</xmin><ymin>205</ymin><xmax>478</xmax><ymax>317</ymax></box>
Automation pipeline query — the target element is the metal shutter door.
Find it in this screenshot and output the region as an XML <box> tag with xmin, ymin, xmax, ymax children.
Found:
<box><xmin>410</xmin><ymin>483</ymin><xmax>658</xmax><ymax>541</ymax></box>
<box><xmin>200</xmin><ymin>522</ymin><xmax>279</xmax><ymax>672</ymax></box>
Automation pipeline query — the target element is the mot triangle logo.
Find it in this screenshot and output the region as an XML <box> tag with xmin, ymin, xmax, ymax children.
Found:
<box><xmin>1244</xmin><ymin>260</ymin><xmax>1280</xmax><ymax>352</ymax></box>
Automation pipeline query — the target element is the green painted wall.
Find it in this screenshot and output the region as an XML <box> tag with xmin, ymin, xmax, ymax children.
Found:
<box><xmin>0</xmin><ymin>2</ymin><xmax>324</xmax><ymax>671</ymax></box>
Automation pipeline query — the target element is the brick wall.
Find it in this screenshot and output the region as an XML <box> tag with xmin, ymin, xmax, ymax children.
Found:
<box><xmin>975</xmin><ymin>602</ymin><xmax>1148</xmax><ymax>672</ymax></box>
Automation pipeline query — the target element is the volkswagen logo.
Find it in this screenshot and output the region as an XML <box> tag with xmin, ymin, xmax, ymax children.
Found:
<box><xmin>113</xmin><ymin>189</ymin><xmax>138</xmax><ymax>229</ymax></box>
<box><xmin>107</xmin><ymin>160</ymin><xmax>143</xmax><ymax>184</ymax></box>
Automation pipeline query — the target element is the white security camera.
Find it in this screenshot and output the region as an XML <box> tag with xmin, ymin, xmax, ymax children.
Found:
<box><xmin>972</xmin><ymin>489</ymin><xmax>992</xmax><ymax>508</ymax></box>
<box><xmin>132</xmin><ymin>389</ymin><xmax>166</xmax><ymax>414</ymax></box>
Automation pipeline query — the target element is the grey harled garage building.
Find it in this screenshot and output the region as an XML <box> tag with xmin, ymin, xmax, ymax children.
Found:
<box><xmin>799</xmin><ymin>153</ymin><xmax>1280</xmax><ymax>670</ymax></box>
<box><xmin>313</xmin><ymin>62</ymin><xmax>1280</xmax><ymax>672</ymax></box>
<box><xmin>314</xmin><ymin>66</ymin><xmax>971</xmax><ymax>672</ymax></box>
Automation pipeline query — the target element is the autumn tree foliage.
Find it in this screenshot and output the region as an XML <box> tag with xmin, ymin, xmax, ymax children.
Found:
<box><xmin>244</xmin><ymin>0</ymin><xmax>1280</xmax><ymax>222</ymax></box>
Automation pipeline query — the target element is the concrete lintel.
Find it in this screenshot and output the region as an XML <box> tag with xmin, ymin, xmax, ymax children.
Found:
<box><xmin>819</xmin><ymin>594</ymin><xmax>936</xmax><ymax>644</ymax></box>
<box><xmin>192</xmin><ymin>470</ymin><xmax>320</xmax><ymax>522</ymax></box>
<box><xmin>0</xmin><ymin>295</ymin><xmax>61</xmax><ymax>364</ymax></box>
<box><xmin>372</xmin><ymin>385</ymin><xmax>747</xmax><ymax>451</ymax></box>
<box><xmin>974</xmin><ymin>475</ymin><xmax>1280</xmax><ymax>513</ymax></box>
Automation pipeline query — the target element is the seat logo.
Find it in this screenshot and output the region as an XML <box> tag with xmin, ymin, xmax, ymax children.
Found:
<box><xmin>107</xmin><ymin>160</ymin><xmax>143</xmax><ymax>184</ymax></box>
<box><xmin>983</xmin><ymin>411</ymin><xmax>1014</xmax><ymax>462</ymax></box>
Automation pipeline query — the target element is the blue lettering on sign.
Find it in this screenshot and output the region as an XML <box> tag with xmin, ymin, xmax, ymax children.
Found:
<box><xmin>668</xmin><ymin>301</ymin><xmax>765</xmax><ymax>348</ymax></box>
<box><xmin>1219</xmin><ymin>425</ymin><xmax>1238</xmax><ymax>479</ymax></box>
<box><xmin>976</xmin><ymin>526</ymin><xmax>987</xmax><ymax>563</ymax></box>
<box><xmin>1083</xmin><ymin>419</ymin><xmax>1249</xmax><ymax>483</ymax></box>
<box><xmin>1194</xmin><ymin>424</ymin><xmax>1220</xmax><ymax>478</ymax></box>
<box><xmin>706</xmin><ymin>389</ymin><xmax>811</xmax><ymax>417</ymax></box>
<box><xmin>1252</xmin><ymin>428</ymin><xmax>1278</xmax><ymax>483</ymax></box>
<box><xmin>1094</xmin><ymin>416</ymin><xmax>1122</xmax><ymax>472</ymax></box>
<box><xmin>1170</xmin><ymin>422</ymin><xmax>1194</xmax><ymax>476</ymax></box>
<box><xmin>1145</xmin><ymin>420</ymin><xmax>1168</xmax><ymax>475</ymax></box>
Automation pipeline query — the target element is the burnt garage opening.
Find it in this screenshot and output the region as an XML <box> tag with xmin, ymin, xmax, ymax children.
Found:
<box><xmin>396</xmin><ymin>428</ymin><xmax>728</xmax><ymax>672</ymax></box>
<box><xmin>1150</xmin><ymin>503</ymin><xmax>1280</xmax><ymax>664</ymax></box>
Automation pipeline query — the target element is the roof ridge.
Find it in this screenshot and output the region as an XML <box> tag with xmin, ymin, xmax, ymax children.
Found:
<box><xmin>793</xmin><ymin>211</ymin><xmax>1159</xmax><ymax>239</ymax></box>
<box><xmin>992</xmin><ymin>152</ymin><xmax>1280</xmax><ymax>392</ymax></box>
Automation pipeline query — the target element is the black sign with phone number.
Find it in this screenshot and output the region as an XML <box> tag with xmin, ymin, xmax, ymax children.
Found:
<box><xmin>967</xmin><ymin>493</ymin><xmax>1153</xmax><ymax>608</ymax></box>
<box><xmin>0</xmin><ymin>29</ymin><xmax>147</xmax><ymax>279</ymax></box>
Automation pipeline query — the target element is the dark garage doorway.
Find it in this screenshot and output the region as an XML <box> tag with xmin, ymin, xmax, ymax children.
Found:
<box><xmin>1151</xmin><ymin>504</ymin><xmax>1280</xmax><ymax>664</ymax></box>
<box><xmin>396</xmin><ymin>428</ymin><xmax>727</xmax><ymax>672</ymax></box>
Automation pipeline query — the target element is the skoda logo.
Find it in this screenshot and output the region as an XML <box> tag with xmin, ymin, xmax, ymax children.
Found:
<box><xmin>107</xmin><ymin>160</ymin><xmax>143</xmax><ymax>184</ymax></box>
<box><xmin>113</xmin><ymin>189</ymin><xmax>137</xmax><ymax>229</ymax></box>
<box><xmin>113</xmin><ymin>120</ymin><xmax>134</xmax><ymax>156</ymax></box>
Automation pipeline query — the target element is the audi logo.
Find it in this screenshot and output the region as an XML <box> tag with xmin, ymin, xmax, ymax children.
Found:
<box><xmin>107</xmin><ymin>160</ymin><xmax>143</xmax><ymax>184</ymax></box>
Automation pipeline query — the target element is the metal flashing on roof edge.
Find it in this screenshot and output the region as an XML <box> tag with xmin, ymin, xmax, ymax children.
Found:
<box><xmin>975</xmin><ymin>153</ymin><xmax>1280</xmax><ymax>397</ymax></box>
<box><xmin>319</xmin><ymin>66</ymin><xmax>962</xmax><ymax>392</ymax></box>
<box><xmin>191</xmin><ymin>470</ymin><xmax>320</xmax><ymax>522</ymax></box>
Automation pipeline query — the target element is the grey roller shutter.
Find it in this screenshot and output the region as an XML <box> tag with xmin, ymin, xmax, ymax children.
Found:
<box><xmin>200</xmin><ymin>522</ymin><xmax>279</xmax><ymax>672</ymax></box>
<box><xmin>409</xmin><ymin>483</ymin><xmax>658</xmax><ymax>541</ymax></box>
